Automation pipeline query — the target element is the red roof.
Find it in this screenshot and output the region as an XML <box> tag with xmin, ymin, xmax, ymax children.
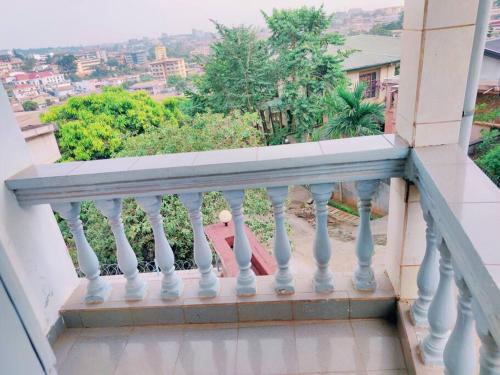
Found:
<box><xmin>14</xmin><ymin>71</ymin><xmax>56</xmax><ymax>81</ymax></box>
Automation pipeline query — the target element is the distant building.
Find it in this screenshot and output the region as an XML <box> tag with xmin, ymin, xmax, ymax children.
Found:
<box><xmin>12</xmin><ymin>84</ymin><xmax>39</xmax><ymax>100</ymax></box>
<box><xmin>76</xmin><ymin>56</ymin><xmax>101</xmax><ymax>77</ymax></box>
<box><xmin>479</xmin><ymin>38</ymin><xmax>500</xmax><ymax>92</ymax></box>
<box><xmin>125</xmin><ymin>50</ymin><xmax>148</xmax><ymax>66</ymax></box>
<box><xmin>329</xmin><ymin>35</ymin><xmax>401</xmax><ymax>102</ymax></box>
<box><xmin>12</xmin><ymin>71</ymin><xmax>67</xmax><ymax>90</ymax></box>
<box><xmin>154</xmin><ymin>44</ymin><xmax>167</xmax><ymax>60</ymax></box>
<box><xmin>150</xmin><ymin>58</ymin><xmax>187</xmax><ymax>80</ymax></box>
<box><xmin>129</xmin><ymin>80</ymin><xmax>166</xmax><ymax>95</ymax></box>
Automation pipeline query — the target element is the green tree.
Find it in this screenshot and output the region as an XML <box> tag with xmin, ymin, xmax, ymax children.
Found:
<box><xmin>263</xmin><ymin>6</ymin><xmax>347</xmax><ymax>141</ymax></box>
<box><xmin>22</xmin><ymin>100</ymin><xmax>39</xmax><ymax>111</ymax></box>
<box><xmin>22</xmin><ymin>57</ymin><xmax>36</xmax><ymax>71</ymax></box>
<box><xmin>56</xmin><ymin>54</ymin><xmax>77</xmax><ymax>74</ymax></box>
<box><xmin>41</xmin><ymin>87</ymin><xmax>167</xmax><ymax>160</ymax></box>
<box><xmin>191</xmin><ymin>22</ymin><xmax>276</xmax><ymax>114</ymax></box>
<box><xmin>322</xmin><ymin>83</ymin><xmax>384</xmax><ymax>139</ymax></box>
<box><xmin>369</xmin><ymin>12</ymin><xmax>403</xmax><ymax>36</ymax></box>
<box><xmin>167</xmin><ymin>74</ymin><xmax>189</xmax><ymax>93</ymax></box>
<box><xmin>476</xmin><ymin>129</ymin><xmax>500</xmax><ymax>186</ymax></box>
<box><xmin>59</xmin><ymin>111</ymin><xmax>273</xmax><ymax>266</ymax></box>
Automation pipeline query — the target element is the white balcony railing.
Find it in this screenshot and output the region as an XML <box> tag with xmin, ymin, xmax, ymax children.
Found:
<box><xmin>5</xmin><ymin>134</ymin><xmax>500</xmax><ymax>374</ymax></box>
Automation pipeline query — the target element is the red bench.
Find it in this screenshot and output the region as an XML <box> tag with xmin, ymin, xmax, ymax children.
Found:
<box><xmin>204</xmin><ymin>221</ymin><xmax>277</xmax><ymax>277</ymax></box>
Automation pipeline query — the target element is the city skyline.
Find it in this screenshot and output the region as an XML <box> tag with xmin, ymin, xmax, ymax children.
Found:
<box><xmin>1</xmin><ymin>0</ymin><xmax>404</xmax><ymax>49</ymax></box>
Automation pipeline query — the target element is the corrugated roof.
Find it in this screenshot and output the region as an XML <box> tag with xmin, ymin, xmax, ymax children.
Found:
<box><xmin>485</xmin><ymin>38</ymin><xmax>500</xmax><ymax>59</ymax></box>
<box><xmin>329</xmin><ymin>34</ymin><xmax>401</xmax><ymax>71</ymax></box>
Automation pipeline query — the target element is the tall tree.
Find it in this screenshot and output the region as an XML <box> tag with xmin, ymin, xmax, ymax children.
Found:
<box><xmin>322</xmin><ymin>83</ymin><xmax>384</xmax><ymax>139</ymax></box>
<box><xmin>56</xmin><ymin>54</ymin><xmax>77</xmax><ymax>74</ymax></box>
<box><xmin>263</xmin><ymin>6</ymin><xmax>347</xmax><ymax>141</ymax></box>
<box><xmin>191</xmin><ymin>22</ymin><xmax>276</xmax><ymax>114</ymax></box>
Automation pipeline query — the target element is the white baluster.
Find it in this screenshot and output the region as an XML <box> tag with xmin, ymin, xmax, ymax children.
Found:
<box><xmin>443</xmin><ymin>270</ymin><xmax>476</xmax><ymax>375</ymax></box>
<box><xmin>223</xmin><ymin>190</ymin><xmax>256</xmax><ymax>296</ymax></box>
<box><xmin>136</xmin><ymin>196</ymin><xmax>183</xmax><ymax>300</ymax></box>
<box><xmin>353</xmin><ymin>179</ymin><xmax>380</xmax><ymax>291</ymax></box>
<box><xmin>95</xmin><ymin>198</ymin><xmax>147</xmax><ymax>301</ymax></box>
<box><xmin>419</xmin><ymin>240</ymin><xmax>456</xmax><ymax>365</ymax></box>
<box><xmin>179</xmin><ymin>192</ymin><xmax>220</xmax><ymax>298</ymax></box>
<box><xmin>411</xmin><ymin>199</ymin><xmax>440</xmax><ymax>326</ymax></box>
<box><xmin>474</xmin><ymin>300</ymin><xmax>500</xmax><ymax>375</ymax></box>
<box><xmin>310</xmin><ymin>183</ymin><xmax>335</xmax><ymax>294</ymax></box>
<box><xmin>52</xmin><ymin>202</ymin><xmax>111</xmax><ymax>304</ymax></box>
<box><xmin>267</xmin><ymin>186</ymin><xmax>294</xmax><ymax>295</ymax></box>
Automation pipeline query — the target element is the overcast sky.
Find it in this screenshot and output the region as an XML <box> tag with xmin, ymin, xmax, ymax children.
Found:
<box><xmin>1</xmin><ymin>0</ymin><xmax>404</xmax><ymax>49</ymax></box>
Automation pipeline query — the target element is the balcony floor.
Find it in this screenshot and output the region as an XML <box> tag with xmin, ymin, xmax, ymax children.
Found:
<box><xmin>54</xmin><ymin>319</ymin><xmax>408</xmax><ymax>375</ymax></box>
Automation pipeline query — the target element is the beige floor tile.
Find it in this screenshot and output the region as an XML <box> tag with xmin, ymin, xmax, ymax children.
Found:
<box><xmin>53</xmin><ymin>328</ymin><xmax>81</xmax><ymax>370</ymax></box>
<box><xmin>236</xmin><ymin>324</ymin><xmax>298</xmax><ymax>375</ymax></box>
<box><xmin>174</xmin><ymin>326</ymin><xmax>237</xmax><ymax>375</ymax></box>
<box><xmin>114</xmin><ymin>326</ymin><xmax>184</xmax><ymax>375</ymax></box>
<box><xmin>351</xmin><ymin>320</ymin><xmax>406</xmax><ymax>371</ymax></box>
<box><xmin>58</xmin><ymin>328</ymin><xmax>131</xmax><ymax>375</ymax></box>
<box><xmin>295</xmin><ymin>321</ymin><xmax>365</xmax><ymax>374</ymax></box>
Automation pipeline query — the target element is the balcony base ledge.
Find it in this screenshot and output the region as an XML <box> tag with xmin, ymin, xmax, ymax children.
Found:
<box><xmin>60</xmin><ymin>272</ymin><xmax>396</xmax><ymax>328</ymax></box>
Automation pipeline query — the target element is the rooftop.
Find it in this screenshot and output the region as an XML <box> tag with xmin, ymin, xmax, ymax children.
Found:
<box><xmin>329</xmin><ymin>34</ymin><xmax>401</xmax><ymax>71</ymax></box>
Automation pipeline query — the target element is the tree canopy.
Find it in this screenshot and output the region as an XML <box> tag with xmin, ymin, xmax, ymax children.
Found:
<box><xmin>41</xmin><ymin>87</ymin><xmax>182</xmax><ymax>160</ymax></box>
<box><xmin>189</xmin><ymin>22</ymin><xmax>276</xmax><ymax>115</ymax></box>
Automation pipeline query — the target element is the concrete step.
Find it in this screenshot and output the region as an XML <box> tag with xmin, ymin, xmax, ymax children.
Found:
<box><xmin>61</xmin><ymin>272</ymin><xmax>396</xmax><ymax>328</ymax></box>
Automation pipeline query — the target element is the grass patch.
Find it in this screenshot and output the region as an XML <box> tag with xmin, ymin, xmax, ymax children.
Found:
<box><xmin>328</xmin><ymin>199</ymin><xmax>383</xmax><ymax>220</ymax></box>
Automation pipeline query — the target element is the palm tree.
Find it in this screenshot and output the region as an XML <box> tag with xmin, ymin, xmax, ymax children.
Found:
<box><xmin>322</xmin><ymin>83</ymin><xmax>385</xmax><ymax>139</ymax></box>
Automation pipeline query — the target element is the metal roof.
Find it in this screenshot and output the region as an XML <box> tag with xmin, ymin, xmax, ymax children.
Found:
<box><xmin>329</xmin><ymin>34</ymin><xmax>401</xmax><ymax>71</ymax></box>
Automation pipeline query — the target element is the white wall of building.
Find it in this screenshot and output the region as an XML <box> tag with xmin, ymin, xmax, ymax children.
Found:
<box><xmin>0</xmin><ymin>85</ymin><xmax>78</xmax><ymax>334</ymax></box>
<box><xmin>480</xmin><ymin>54</ymin><xmax>500</xmax><ymax>82</ymax></box>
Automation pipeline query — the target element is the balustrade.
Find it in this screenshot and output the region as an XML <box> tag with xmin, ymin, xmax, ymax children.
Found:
<box><xmin>136</xmin><ymin>195</ymin><xmax>183</xmax><ymax>300</ymax></box>
<box><xmin>267</xmin><ymin>186</ymin><xmax>294</xmax><ymax>295</ymax></box>
<box><xmin>95</xmin><ymin>198</ymin><xmax>147</xmax><ymax>301</ymax></box>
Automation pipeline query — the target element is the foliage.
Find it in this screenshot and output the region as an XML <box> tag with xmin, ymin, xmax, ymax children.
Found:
<box><xmin>264</xmin><ymin>6</ymin><xmax>348</xmax><ymax>141</ymax></box>
<box><xmin>475</xmin><ymin>102</ymin><xmax>500</xmax><ymax>123</ymax></box>
<box><xmin>21</xmin><ymin>57</ymin><xmax>36</xmax><ymax>71</ymax></box>
<box><xmin>190</xmin><ymin>22</ymin><xmax>276</xmax><ymax>115</ymax></box>
<box><xmin>41</xmin><ymin>87</ymin><xmax>168</xmax><ymax>160</ymax></box>
<box><xmin>322</xmin><ymin>83</ymin><xmax>384</xmax><ymax>139</ymax></box>
<box><xmin>59</xmin><ymin>111</ymin><xmax>273</xmax><ymax>265</ymax></box>
<box><xmin>475</xmin><ymin>129</ymin><xmax>500</xmax><ymax>186</ymax></box>
<box><xmin>22</xmin><ymin>100</ymin><xmax>39</xmax><ymax>111</ymax></box>
<box><xmin>167</xmin><ymin>75</ymin><xmax>189</xmax><ymax>93</ymax></box>
<box><xmin>56</xmin><ymin>55</ymin><xmax>77</xmax><ymax>74</ymax></box>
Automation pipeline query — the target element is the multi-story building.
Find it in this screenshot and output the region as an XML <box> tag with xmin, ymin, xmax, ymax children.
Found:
<box><xmin>75</xmin><ymin>56</ymin><xmax>101</xmax><ymax>77</ymax></box>
<box><xmin>149</xmin><ymin>58</ymin><xmax>187</xmax><ymax>80</ymax></box>
<box><xmin>124</xmin><ymin>50</ymin><xmax>148</xmax><ymax>66</ymax></box>
<box><xmin>12</xmin><ymin>71</ymin><xmax>67</xmax><ymax>90</ymax></box>
<box><xmin>154</xmin><ymin>44</ymin><xmax>167</xmax><ymax>60</ymax></box>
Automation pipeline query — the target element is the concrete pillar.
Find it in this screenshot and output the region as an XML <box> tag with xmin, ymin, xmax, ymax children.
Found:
<box><xmin>0</xmin><ymin>86</ymin><xmax>78</xmax><ymax>338</ymax></box>
<box><xmin>387</xmin><ymin>0</ymin><xmax>480</xmax><ymax>299</ymax></box>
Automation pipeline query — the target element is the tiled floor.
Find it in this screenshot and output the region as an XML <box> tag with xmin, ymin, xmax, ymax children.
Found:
<box><xmin>53</xmin><ymin>319</ymin><xmax>407</xmax><ymax>375</ymax></box>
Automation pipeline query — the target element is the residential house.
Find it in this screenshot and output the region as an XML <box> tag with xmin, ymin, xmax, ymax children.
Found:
<box><xmin>330</xmin><ymin>34</ymin><xmax>401</xmax><ymax>102</ymax></box>
<box><xmin>129</xmin><ymin>80</ymin><xmax>166</xmax><ymax>95</ymax></box>
<box><xmin>479</xmin><ymin>37</ymin><xmax>500</xmax><ymax>92</ymax></box>
<box><xmin>12</xmin><ymin>84</ymin><xmax>39</xmax><ymax>100</ymax></box>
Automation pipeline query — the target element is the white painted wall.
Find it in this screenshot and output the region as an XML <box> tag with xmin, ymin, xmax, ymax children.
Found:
<box><xmin>480</xmin><ymin>54</ymin><xmax>500</xmax><ymax>82</ymax></box>
<box><xmin>0</xmin><ymin>85</ymin><xmax>78</xmax><ymax>334</ymax></box>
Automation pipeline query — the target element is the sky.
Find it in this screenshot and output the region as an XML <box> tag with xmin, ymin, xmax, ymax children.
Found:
<box><xmin>1</xmin><ymin>0</ymin><xmax>404</xmax><ymax>50</ymax></box>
